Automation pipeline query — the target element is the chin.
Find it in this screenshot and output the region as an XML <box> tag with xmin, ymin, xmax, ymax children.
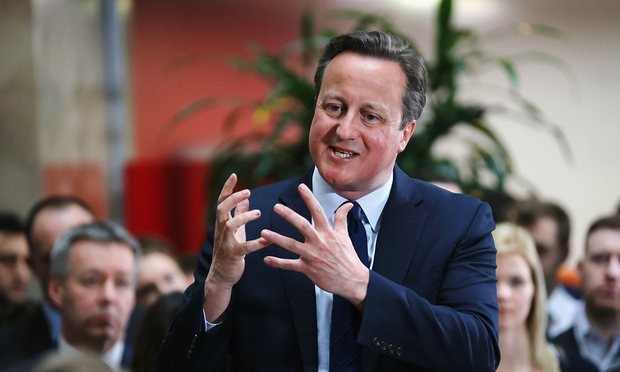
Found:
<box><xmin>319</xmin><ymin>167</ymin><xmax>350</xmax><ymax>185</ymax></box>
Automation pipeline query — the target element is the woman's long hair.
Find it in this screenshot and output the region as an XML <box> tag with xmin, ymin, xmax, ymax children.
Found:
<box><xmin>493</xmin><ymin>222</ymin><xmax>560</xmax><ymax>372</ymax></box>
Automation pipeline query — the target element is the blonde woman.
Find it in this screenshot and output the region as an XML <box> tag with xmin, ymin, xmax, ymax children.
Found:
<box><xmin>494</xmin><ymin>222</ymin><xmax>560</xmax><ymax>372</ymax></box>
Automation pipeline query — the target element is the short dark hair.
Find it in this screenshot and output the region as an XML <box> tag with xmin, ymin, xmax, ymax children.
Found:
<box><xmin>505</xmin><ymin>200</ymin><xmax>571</xmax><ymax>254</ymax></box>
<box><xmin>585</xmin><ymin>215</ymin><xmax>620</xmax><ymax>252</ymax></box>
<box><xmin>24</xmin><ymin>195</ymin><xmax>94</xmax><ymax>253</ymax></box>
<box><xmin>314</xmin><ymin>30</ymin><xmax>427</xmax><ymax>129</ymax></box>
<box><xmin>0</xmin><ymin>212</ymin><xmax>24</xmax><ymax>234</ymax></box>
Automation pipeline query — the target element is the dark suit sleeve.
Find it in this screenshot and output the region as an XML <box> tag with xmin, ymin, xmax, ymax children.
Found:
<box><xmin>358</xmin><ymin>202</ymin><xmax>499</xmax><ymax>371</ymax></box>
<box><xmin>155</xmin><ymin>230</ymin><xmax>231</xmax><ymax>372</ymax></box>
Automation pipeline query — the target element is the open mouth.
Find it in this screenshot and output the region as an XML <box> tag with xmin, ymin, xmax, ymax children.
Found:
<box><xmin>331</xmin><ymin>146</ymin><xmax>356</xmax><ymax>159</ymax></box>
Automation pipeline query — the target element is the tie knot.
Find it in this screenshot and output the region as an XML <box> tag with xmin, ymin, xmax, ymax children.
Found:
<box><xmin>347</xmin><ymin>201</ymin><xmax>365</xmax><ymax>223</ymax></box>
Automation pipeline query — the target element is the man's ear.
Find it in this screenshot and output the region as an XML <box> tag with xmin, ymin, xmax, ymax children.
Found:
<box><xmin>48</xmin><ymin>278</ymin><xmax>63</xmax><ymax>309</ymax></box>
<box><xmin>398</xmin><ymin>120</ymin><xmax>416</xmax><ymax>153</ymax></box>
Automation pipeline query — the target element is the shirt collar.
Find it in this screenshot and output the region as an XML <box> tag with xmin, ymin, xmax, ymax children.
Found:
<box><xmin>58</xmin><ymin>334</ymin><xmax>124</xmax><ymax>369</ymax></box>
<box><xmin>574</xmin><ymin>307</ymin><xmax>620</xmax><ymax>344</ymax></box>
<box><xmin>42</xmin><ymin>299</ymin><xmax>62</xmax><ymax>342</ymax></box>
<box><xmin>574</xmin><ymin>307</ymin><xmax>592</xmax><ymax>341</ymax></box>
<box><xmin>312</xmin><ymin>167</ymin><xmax>392</xmax><ymax>232</ymax></box>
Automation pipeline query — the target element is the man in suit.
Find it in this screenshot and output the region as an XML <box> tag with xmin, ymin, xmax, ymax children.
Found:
<box><xmin>157</xmin><ymin>30</ymin><xmax>499</xmax><ymax>371</ymax></box>
<box><xmin>552</xmin><ymin>215</ymin><xmax>620</xmax><ymax>372</ymax></box>
<box><xmin>0</xmin><ymin>212</ymin><xmax>34</xmax><ymax>326</ymax></box>
<box><xmin>46</xmin><ymin>221</ymin><xmax>140</xmax><ymax>370</ymax></box>
<box><xmin>0</xmin><ymin>196</ymin><xmax>95</xmax><ymax>367</ymax></box>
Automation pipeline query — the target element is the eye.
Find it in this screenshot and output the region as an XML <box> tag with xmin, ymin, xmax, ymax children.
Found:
<box><xmin>164</xmin><ymin>273</ymin><xmax>175</xmax><ymax>284</ymax></box>
<box><xmin>80</xmin><ymin>276</ymin><xmax>100</xmax><ymax>288</ymax></box>
<box><xmin>535</xmin><ymin>244</ymin><xmax>550</xmax><ymax>257</ymax></box>
<box><xmin>321</xmin><ymin>102</ymin><xmax>345</xmax><ymax>118</ymax></box>
<box><xmin>589</xmin><ymin>253</ymin><xmax>609</xmax><ymax>265</ymax></box>
<box><xmin>115</xmin><ymin>278</ymin><xmax>132</xmax><ymax>289</ymax></box>
<box><xmin>0</xmin><ymin>254</ymin><xmax>18</xmax><ymax>267</ymax></box>
<box><xmin>136</xmin><ymin>283</ymin><xmax>158</xmax><ymax>299</ymax></box>
<box><xmin>361</xmin><ymin>111</ymin><xmax>381</xmax><ymax>124</ymax></box>
<box><xmin>509</xmin><ymin>276</ymin><xmax>526</xmax><ymax>287</ymax></box>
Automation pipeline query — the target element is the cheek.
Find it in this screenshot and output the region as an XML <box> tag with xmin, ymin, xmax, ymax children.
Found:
<box><xmin>516</xmin><ymin>286</ymin><xmax>535</xmax><ymax>317</ymax></box>
<box><xmin>369</xmin><ymin>135</ymin><xmax>399</xmax><ymax>161</ymax></box>
<box><xmin>309</xmin><ymin>114</ymin><xmax>330</xmax><ymax>137</ymax></box>
<box><xmin>580</xmin><ymin>271</ymin><xmax>598</xmax><ymax>292</ymax></box>
<box><xmin>120</xmin><ymin>289</ymin><xmax>136</xmax><ymax>310</ymax></box>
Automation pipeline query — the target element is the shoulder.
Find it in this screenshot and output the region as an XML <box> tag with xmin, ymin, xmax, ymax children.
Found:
<box><xmin>550</xmin><ymin>334</ymin><xmax>599</xmax><ymax>372</ymax></box>
<box><xmin>0</xmin><ymin>304</ymin><xmax>47</xmax><ymax>336</ymax></box>
<box><xmin>394</xmin><ymin>167</ymin><xmax>486</xmax><ymax>210</ymax></box>
<box><xmin>0</xmin><ymin>305</ymin><xmax>55</xmax><ymax>366</ymax></box>
<box><xmin>386</xmin><ymin>171</ymin><xmax>495</xmax><ymax>244</ymax></box>
<box><xmin>550</xmin><ymin>327</ymin><xmax>578</xmax><ymax>351</ymax></box>
<box><xmin>248</xmin><ymin>173</ymin><xmax>307</xmax><ymax>209</ymax></box>
<box><xmin>251</xmin><ymin>176</ymin><xmax>302</xmax><ymax>197</ymax></box>
<box><xmin>398</xmin><ymin>173</ymin><xmax>492</xmax><ymax>225</ymax></box>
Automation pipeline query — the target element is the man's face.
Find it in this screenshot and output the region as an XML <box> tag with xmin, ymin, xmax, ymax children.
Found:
<box><xmin>31</xmin><ymin>205</ymin><xmax>94</xmax><ymax>293</ymax></box>
<box><xmin>580</xmin><ymin>228</ymin><xmax>620</xmax><ymax>314</ymax></box>
<box><xmin>525</xmin><ymin>217</ymin><xmax>565</xmax><ymax>291</ymax></box>
<box><xmin>49</xmin><ymin>241</ymin><xmax>136</xmax><ymax>352</ymax></box>
<box><xmin>136</xmin><ymin>252</ymin><xmax>186</xmax><ymax>307</ymax></box>
<box><xmin>309</xmin><ymin>52</ymin><xmax>415</xmax><ymax>200</ymax></box>
<box><xmin>0</xmin><ymin>232</ymin><xmax>31</xmax><ymax>303</ymax></box>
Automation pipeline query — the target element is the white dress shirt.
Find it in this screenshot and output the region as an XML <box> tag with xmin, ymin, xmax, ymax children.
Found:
<box><xmin>312</xmin><ymin>168</ymin><xmax>392</xmax><ymax>372</ymax></box>
<box><xmin>573</xmin><ymin>308</ymin><xmax>620</xmax><ymax>372</ymax></box>
<box><xmin>58</xmin><ymin>334</ymin><xmax>125</xmax><ymax>370</ymax></box>
<box><xmin>546</xmin><ymin>285</ymin><xmax>582</xmax><ymax>338</ymax></box>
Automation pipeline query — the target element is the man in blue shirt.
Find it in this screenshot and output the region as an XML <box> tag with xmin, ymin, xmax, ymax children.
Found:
<box><xmin>552</xmin><ymin>215</ymin><xmax>620</xmax><ymax>372</ymax></box>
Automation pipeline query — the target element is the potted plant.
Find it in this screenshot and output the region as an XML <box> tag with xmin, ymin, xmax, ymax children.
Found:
<box><xmin>167</xmin><ymin>0</ymin><xmax>571</xmax><ymax>209</ymax></box>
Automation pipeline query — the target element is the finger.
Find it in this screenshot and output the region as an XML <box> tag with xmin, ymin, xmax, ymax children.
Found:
<box><xmin>226</xmin><ymin>209</ymin><xmax>261</xmax><ymax>231</ymax></box>
<box><xmin>244</xmin><ymin>237</ymin><xmax>270</xmax><ymax>254</ymax></box>
<box><xmin>271</xmin><ymin>203</ymin><xmax>317</xmax><ymax>242</ymax></box>
<box><xmin>260</xmin><ymin>229</ymin><xmax>306</xmax><ymax>257</ymax></box>
<box><xmin>297</xmin><ymin>184</ymin><xmax>330</xmax><ymax>230</ymax></box>
<box><xmin>263</xmin><ymin>256</ymin><xmax>305</xmax><ymax>273</ymax></box>
<box><xmin>234</xmin><ymin>198</ymin><xmax>249</xmax><ymax>217</ymax></box>
<box><xmin>217</xmin><ymin>189</ymin><xmax>251</xmax><ymax>223</ymax></box>
<box><xmin>217</xmin><ymin>173</ymin><xmax>238</xmax><ymax>204</ymax></box>
<box><xmin>334</xmin><ymin>201</ymin><xmax>354</xmax><ymax>232</ymax></box>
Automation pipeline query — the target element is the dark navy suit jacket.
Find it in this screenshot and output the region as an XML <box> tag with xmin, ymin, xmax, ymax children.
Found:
<box><xmin>0</xmin><ymin>305</ymin><xmax>55</xmax><ymax>367</ymax></box>
<box><xmin>0</xmin><ymin>303</ymin><xmax>138</xmax><ymax>370</ymax></box>
<box><xmin>156</xmin><ymin>167</ymin><xmax>500</xmax><ymax>371</ymax></box>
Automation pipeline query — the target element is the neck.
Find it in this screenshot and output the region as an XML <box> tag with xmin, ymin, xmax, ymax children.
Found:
<box><xmin>586</xmin><ymin>304</ymin><xmax>620</xmax><ymax>343</ymax></box>
<box><xmin>63</xmin><ymin>329</ymin><xmax>118</xmax><ymax>356</ymax></box>
<box><xmin>498</xmin><ymin>325</ymin><xmax>534</xmax><ymax>372</ymax></box>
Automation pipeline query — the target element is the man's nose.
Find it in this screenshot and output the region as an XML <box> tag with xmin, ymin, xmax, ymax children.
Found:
<box><xmin>100</xmin><ymin>280</ymin><xmax>118</xmax><ymax>301</ymax></box>
<box><xmin>335</xmin><ymin>112</ymin><xmax>358</xmax><ymax>139</ymax></box>
<box><xmin>16</xmin><ymin>258</ymin><xmax>31</xmax><ymax>281</ymax></box>
<box><xmin>605</xmin><ymin>255</ymin><xmax>620</xmax><ymax>279</ymax></box>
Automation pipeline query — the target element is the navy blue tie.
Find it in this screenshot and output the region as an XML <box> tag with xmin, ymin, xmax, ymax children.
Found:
<box><xmin>330</xmin><ymin>201</ymin><xmax>368</xmax><ymax>371</ymax></box>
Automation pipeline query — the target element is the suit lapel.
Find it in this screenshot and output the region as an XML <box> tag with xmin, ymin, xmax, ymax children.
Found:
<box><xmin>271</xmin><ymin>168</ymin><xmax>428</xmax><ymax>371</ymax></box>
<box><xmin>372</xmin><ymin>167</ymin><xmax>427</xmax><ymax>283</ymax></box>
<box><xmin>362</xmin><ymin>167</ymin><xmax>427</xmax><ymax>371</ymax></box>
<box><xmin>273</xmin><ymin>171</ymin><xmax>318</xmax><ymax>371</ymax></box>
